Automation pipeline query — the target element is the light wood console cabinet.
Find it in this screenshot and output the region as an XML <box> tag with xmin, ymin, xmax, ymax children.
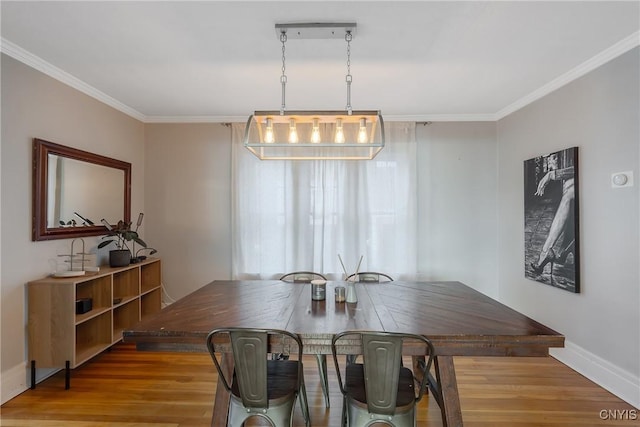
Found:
<box><xmin>27</xmin><ymin>258</ymin><xmax>162</xmax><ymax>388</ymax></box>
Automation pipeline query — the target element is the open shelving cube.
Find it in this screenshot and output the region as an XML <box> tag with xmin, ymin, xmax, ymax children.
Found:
<box><xmin>113</xmin><ymin>300</ymin><xmax>140</xmax><ymax>341</ymax></box>
<box><xmin>113</xmin><ymin>267</ymin><xmax>140</xmax><ymax>306</ymax></box>
<box><xmin>75</xmin><ymin>310</ymin><xmax>112</xmax><ymax>363</ymax></box>
<box><xmin>28</xmin><ymin>258</ymin><xmax>162</xmax><ymax>388</ymax></box>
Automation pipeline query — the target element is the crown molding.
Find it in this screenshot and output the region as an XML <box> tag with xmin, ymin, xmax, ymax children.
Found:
<box><xmin>495</xmin><ymin>31</ymin><xmax>640</xmax><ymax>120</ymax></box>
<box><xmin>0</xmin><ymin>37</ymin><xmax>146</xmax><ymax>122</ymax></box>
<box><xmin>383</xmin><ymin>114</ymin><xmax>497</xmax><ymax>122</ymax></box>
<box><xmin>144</xmin><ymin>115</ymin><xmax>247</xmax><ymax>123</ymax></box>
<box><xmin>145</xmin><ymin>114</ymin><xmax>498</xmax><ymax>123</ymax></box>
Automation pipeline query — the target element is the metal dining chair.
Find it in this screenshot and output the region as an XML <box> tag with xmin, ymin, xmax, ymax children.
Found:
<box><xmin>206</xmin><ymin>328</ymin><xmax>310</xmax><ymax>427</ymax></box>
<box><xmin>279</xmin><ymin>271</ymin><xmax>331</xmax><ymax>408</ymax></box>
<box><xmin>343</xmin><ymin>271</ymin><xmax>394</xmax><ymax>365</ymax></box>
<box><xmin>279</xmin><ymin>271</ymin><xmax>328</xmax><ymax>282</ymax></box>
<box><xmin>347</xmin><ymin>271</ymin><xmax>393</xmax><ymax>283</ymax></box>
<box><xmin>331</xmin><ymin>330</ymin><xmax>435</xmax><ymax>427</ymax></box>
<box><xmin>345</xmin><ymin>271</ymin><xmax>394</xmax><ymax>282</ymax></box>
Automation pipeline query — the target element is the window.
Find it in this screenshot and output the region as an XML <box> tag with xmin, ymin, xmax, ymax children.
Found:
<box><xmin>231</xmin><ymin>123</ymin><xmax>417</xmax><ymax>279</ymax></box>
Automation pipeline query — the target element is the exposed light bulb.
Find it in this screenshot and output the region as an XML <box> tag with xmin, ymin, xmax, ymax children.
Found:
<box><xmin>357</xmin><ymin>118</ymin><xmax>368</xmax><ymax>143</ymax></box>
<box><xmin>311</xmin><ymin>118</ymin><xmax>321</xmax><ymax>143</ymax></box>
<box><xmin>264</xmin><ymin>118</ymin><xmax>274</xmax><ymax>143</ymax></box>
<box><xmin>335</xmin><ymin>118</ymin><xmax>345</xmax><ymax>144</ymax></box>
<box><xmin>288</xmin><ymin>119</ymin><xmax>298</xmax><ymax>143</ymax></box>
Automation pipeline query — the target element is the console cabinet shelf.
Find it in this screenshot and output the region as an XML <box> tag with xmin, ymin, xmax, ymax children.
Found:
<box><xmin>28</xmin><ymin>258</ymin><xmax>162</xmax><ymax>384</ymax></box>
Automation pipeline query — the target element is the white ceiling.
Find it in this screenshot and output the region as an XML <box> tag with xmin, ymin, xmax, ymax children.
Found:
<box><xmin>2</xmin><ymin>1</ymin><xmax>639</xmax><ymax>122</ymax></box>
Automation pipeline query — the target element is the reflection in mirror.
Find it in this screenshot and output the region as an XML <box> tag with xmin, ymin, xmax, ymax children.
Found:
<box><xmin>47</xmin><ymin>155</ymin><xmax>125</xmax><ymax>228</ymax></box>
<box><xmin>33</xmin><ymin>138</ymin><xmax>131</xmax><ymax>241</ymax></box>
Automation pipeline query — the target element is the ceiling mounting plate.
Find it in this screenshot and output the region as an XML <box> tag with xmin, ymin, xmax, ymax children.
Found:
<box><xmin>275</xmin><ymin>22</ymin><xmax>357</xmax><ymax>40</ymax></box>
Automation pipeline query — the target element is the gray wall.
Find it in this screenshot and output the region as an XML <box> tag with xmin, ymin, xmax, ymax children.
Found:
<box><xmin>497</xmin><ymin>47</ymin><xmax>639</xmax><ymax>404</ymax></box>
<box><xmin>416</xmin><ymin>122</ymin><xmax>498</xmax><ymax>297</ymax></box>
<box><xmin>144</xmin><ymin>124</ymin><xmax>232</xmax><ymax>300</ymax></box>
<box><xmin>1</xmin><ymin>54</ymin><xmax>145</xmax><ymax>401</ymax></box>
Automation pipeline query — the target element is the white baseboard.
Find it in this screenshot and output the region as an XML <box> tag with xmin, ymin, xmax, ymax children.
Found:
<box><xmin>1</xmin><ymin>362</ymin><xmax>27</xmax><ymax>405</ymax></box>
<box><xmin>1</xmin><ymin>362</ymin><xmax>60</xmax><ymax>405</ymax></box>
<box><xmin>551</xmin><ymin>340</ymin><xmax>640</xmax><ymax>409</ymax></box>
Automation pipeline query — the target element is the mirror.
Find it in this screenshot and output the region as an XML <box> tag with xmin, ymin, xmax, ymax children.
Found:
<box><xmin>32</xmin><ymin>138</ymin><xmax>131</xmax><ymax>241</ymax></box>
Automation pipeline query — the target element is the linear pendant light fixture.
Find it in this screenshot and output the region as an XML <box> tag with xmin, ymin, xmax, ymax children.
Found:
<box><xmin>244</xmin><ymin>22</ymin><xmax>385</xmax><ymax>160</ymax></box>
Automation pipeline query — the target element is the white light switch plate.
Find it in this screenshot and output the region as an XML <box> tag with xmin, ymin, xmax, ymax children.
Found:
<box><xmin>611</xmin><ymin>171</ymin><xmax>634</xmax><ymax>188</ymax></box>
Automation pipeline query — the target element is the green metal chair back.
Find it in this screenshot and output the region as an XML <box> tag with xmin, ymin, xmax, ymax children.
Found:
<box><xmin>332</xmin><ymin>330</ymin><xmax>435</xmax><ymax>427</ymax></box>
<box><xmin>207</xmin><ymin>328</ymin><xmax>310</xmax><ymax>427</ymax></box>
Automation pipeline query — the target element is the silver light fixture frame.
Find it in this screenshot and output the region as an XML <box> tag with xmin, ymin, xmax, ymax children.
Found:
<box><xmin>244</xmin><ymin>22</ymin><xmax>385</xmax><ymax>160</ymax></box>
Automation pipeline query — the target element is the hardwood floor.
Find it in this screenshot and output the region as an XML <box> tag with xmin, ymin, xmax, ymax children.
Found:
<box><xmin>1</xmin><ymin>343</ymin><xmax>636</xmax><ymax>426</ymax></box>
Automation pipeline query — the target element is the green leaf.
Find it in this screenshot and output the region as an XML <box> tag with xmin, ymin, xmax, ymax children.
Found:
<box><xmin>134</xmin><ymin>237</ymin><xmax>147</xmax><ymax>247</ymax></box>
<box><xmin>98</xmin><ymin>240</ymin><xmax>115</xmax><ymax>249</ymax></box>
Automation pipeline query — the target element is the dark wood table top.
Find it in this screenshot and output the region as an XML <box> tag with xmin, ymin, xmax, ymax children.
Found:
<box><xmin>124</xmin><ymin>280</ymin><xmax>564</xmax><ymax>357</ymax></box>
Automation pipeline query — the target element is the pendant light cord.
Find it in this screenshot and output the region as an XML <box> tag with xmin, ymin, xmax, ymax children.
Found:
<box><xmin>280</xmin><ymin>31</ymin><xmax>288</xmax><ymax>115</ymax></box>
<box><xmin>345</xmin><ymin>30</ymin><xmax>353</xmax><ymax>115</ymax></box>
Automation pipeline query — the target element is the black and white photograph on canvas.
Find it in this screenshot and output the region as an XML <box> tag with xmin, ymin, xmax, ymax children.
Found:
<box><xmin>524</xmin><ymin>147</ymin><xmax>580</xmax><ymax>293</ymax></box>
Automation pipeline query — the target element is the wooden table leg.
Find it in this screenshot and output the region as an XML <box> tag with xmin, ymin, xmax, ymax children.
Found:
<box><xmin>211</xmin><ymin>352</ymin><xmax>233</xmax><ymax>427</ymax></box>
<box><xmin>435</xmin><ymin>356</ymin><xmax>464</xmax><ymax>427</ymax></box>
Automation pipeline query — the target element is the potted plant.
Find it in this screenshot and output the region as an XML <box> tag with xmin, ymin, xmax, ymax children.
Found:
<box><xmin>98</xmin><ymin>219</ymin><xmax>147</xmax><ymax>267</ymax></box>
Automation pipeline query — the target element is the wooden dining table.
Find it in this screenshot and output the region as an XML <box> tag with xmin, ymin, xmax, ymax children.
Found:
<box><xmin>123</xmin><ymin>280</ymin><xmax>564</xmax><ymax>427</ymax></box>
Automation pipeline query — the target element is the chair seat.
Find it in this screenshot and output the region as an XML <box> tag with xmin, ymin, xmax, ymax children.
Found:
<box><xmin>231</xmin><ymin>360</ymin><xmax>300</xmax><ymax>405</ymax></box>
<box><xmin>344</xmin><ymin>363</ymin><xmax>416</xmax><ymax>411</ymax></box>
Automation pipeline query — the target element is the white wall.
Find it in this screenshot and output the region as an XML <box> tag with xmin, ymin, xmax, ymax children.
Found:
<box><xmin>144</xmin><ymin>124</ymin><xmax>232</xmax><ymax>301</ymax></box>
<box><xmin>0</xmin><ymin>54</ymin><xmax>145</xmax><ymax>403</ymax></box>
<box><xmin>497</xmin><ymin>47</ymin><xmax>639</xmax><ymax>407</ymax></box>
<box><xmin>416</xmin><ymin>122</ymin><xmax>498</xmax><ymax>297</ymax></box>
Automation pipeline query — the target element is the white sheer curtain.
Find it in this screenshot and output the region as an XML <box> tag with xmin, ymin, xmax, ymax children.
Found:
<box><xmin>231</xmin><ymin>122</ymin><xmax>417</xmax><ymax>280</ymax></box>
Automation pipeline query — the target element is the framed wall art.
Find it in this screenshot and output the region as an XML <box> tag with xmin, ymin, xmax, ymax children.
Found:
<box><xmin>524</xmin><ymin>146</ymin><xmax>580</xmax><ymax>293</ymax></box>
